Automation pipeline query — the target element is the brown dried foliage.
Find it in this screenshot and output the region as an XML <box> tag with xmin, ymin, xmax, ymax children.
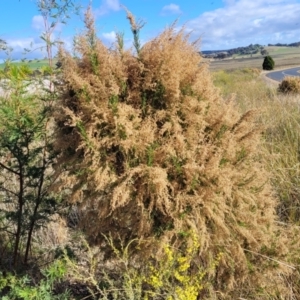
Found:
<box><xmin>54</xmin><ymin>8</ymin><xmax>293</xmax><ymax>296</ymax></box>
<box><xmin>278</xmin><ymin>76</ymin><xmax>300</xmax><ymax>94</ymax></box>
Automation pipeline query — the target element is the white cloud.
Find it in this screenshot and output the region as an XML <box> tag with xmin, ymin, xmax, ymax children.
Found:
<box><xmin>32</xmin><ymin>15</ymin><xmax>44</xmax><ymax>31</ymax></box>
<box><xmin>0</xmin><ymin>37</ymin><xmax>46</xmax><ymax>60</ymax></box>
<box><xmin>222</xmin><ymin>0</ymin><xmax>237</xmax><ymax>6</ymax></box>
<box><xmin>31</xmin><ymin>15</ymin><xmax>63</xmax><ymax>33</ymax></box>
<box><xmin>100</xmin><ymin>31</ymin><xmax>138</xmax><ymax>50</ymax></box>
<box><xmin>161</xmin><ymin>3</ymin><xmax>182</xmax><ymax>16</ymax></box>
<box><xmin>102</xmin><ymin>31</ymin><xmax>116</xmax><ymax>44</ymax></box>
<box><xmin>95</xmin><ymin>0</ymin><xmax>121</xmax><ymax>17</ymax></box>
<box><xmin>0</xmin><ymin>35</ymin><xmax>73</xmax><ymax>61</ymax></box>
<box><xmin>187</xmin><ymin>0</ymin><xmax>300</xmax><ymax>50</ymax></box>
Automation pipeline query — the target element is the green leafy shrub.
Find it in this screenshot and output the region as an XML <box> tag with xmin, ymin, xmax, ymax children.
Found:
<box><xmin>0</xmin><ymin>0</ymin><xmax>77</xmax><ymax>268</ymax></box>
<box><xmin>0</xmin><ymin>260</ymin><xmax>69</xmax><ymax>300</ymax></box>
<box><xmin>0</xmin><ymin>62</ymin><xmax>60</xmax><ymax>267</ymax></box>
<box><xmin>278</xmin><ymin>76</ymin><xmax>300</xmax><ymax>94</ymax></box>
<box><xmin>262</xmin><ymin>55</ymin><xmax>275</xmax><ymax>70</ymax></box>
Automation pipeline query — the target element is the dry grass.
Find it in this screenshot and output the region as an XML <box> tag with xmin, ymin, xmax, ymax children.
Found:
<box><xmin>213</xmin><ymin>68</ymin><xmax>300</xmax><ymax>223</ymax></box>
<box><xmin>212</xmin><ymin>68</ymin><xmax>300</xmax><ymax>298</ymax></box>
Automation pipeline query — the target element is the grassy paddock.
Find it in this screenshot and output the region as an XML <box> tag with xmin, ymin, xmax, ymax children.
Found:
<box><xmin>209</xmin><ymin>46</ymin><xmax>300</xmax><ymax>71</ymax></box>
<box><xmin>0</xmin><ymin>59</ymin><xmax>52</xmax><ymax>70</ymax></box>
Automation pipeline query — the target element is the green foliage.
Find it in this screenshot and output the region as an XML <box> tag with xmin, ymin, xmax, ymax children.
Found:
<box><xmin>0</xmin><ymin>62</ymin><xmax>60</xmax><ymax>266</ymax></box>
<box><xmin>0</xmin><ymin>60</ymin><xmax>51</xmax><ymax>72</ymax></box>
<box><xmin>146</xmin><ymin>142</ymin><xmax>159</xmax><ymax>166</ymax></box>
<box><xmin>262</xmin><ymin>55</ymin><xmax>275</xmax><ymax>70</ymax></box>
<box><xmin>108</xmin><ymin>94</ymin><xmax>119</xmax><ymax>115</ymax></box>
<box><xmin>0</xmin><ymin>260</ymin><xmax>69</xmax><ymax>300</ymax></box>
<box><xmin>123</xmin><ymin>6</ymin><xmax>145</xmax><ymax>56</ymax></box>
<box><xmin>0</xmin><ymin>0</ymin><xmax>77</xmax><ymax>269</ymax></box>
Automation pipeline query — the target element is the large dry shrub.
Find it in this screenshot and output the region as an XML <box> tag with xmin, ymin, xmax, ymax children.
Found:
<box><xmin>54</xmin><ymin>8</ymin><xmax>294</xmax><ymax>297</ymax></box>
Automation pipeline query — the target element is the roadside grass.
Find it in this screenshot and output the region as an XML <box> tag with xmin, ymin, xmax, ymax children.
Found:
<box><xmin>213</xmin><ymin>68</ymin><xmax>300</xmax><ymax>223</ymax></box>
<box><xmin>213</xmin><ymin>71</ymin><xmax>300</xmax><ymax>296</ymax></box>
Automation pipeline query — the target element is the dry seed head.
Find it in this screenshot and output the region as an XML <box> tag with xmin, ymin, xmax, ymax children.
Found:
<box><xmin>122</xmin><ymin>6</ymin><xmax>145</xmax><ymax>32</ymax></box>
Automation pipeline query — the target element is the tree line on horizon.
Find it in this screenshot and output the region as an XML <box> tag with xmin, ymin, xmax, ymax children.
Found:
<box><xmin>202</xmin><ymin>41</ymin><xmax>300</xmax><ymax>59</ymax></box>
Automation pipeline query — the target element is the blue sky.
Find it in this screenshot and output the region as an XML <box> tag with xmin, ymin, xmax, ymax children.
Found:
<box><xmin>1</xmin><ymin>0</ymin><xmax>300</xmax><ymax>60</ymax></box>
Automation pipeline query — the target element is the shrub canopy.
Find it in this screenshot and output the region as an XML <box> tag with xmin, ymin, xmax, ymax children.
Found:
<box><xmin>54</xmin><ymin>8</ymin><xmax>291</xmax><ymax>296</ymax></box>
<box><xmin>262</xmin><ymin>55</ymin><xmax>275</xmax><ymax>70</ymax></box>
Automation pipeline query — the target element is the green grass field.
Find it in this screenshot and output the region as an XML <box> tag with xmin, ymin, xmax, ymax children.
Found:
<box><xmin>0</xmin><ymin>59</ymin><xmax>54</xmax><ymax>70</ymax></box>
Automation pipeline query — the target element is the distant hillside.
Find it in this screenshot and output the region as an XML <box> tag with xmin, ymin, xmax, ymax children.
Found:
<box><xmin>202</xmin><ymin>41</ymin><xmax>300</xmax><ymax>59</ymax></box>
<box><xmin>202</xmin><ymin>44</ymin><xmax>263</xmax><ymax>56</ymax></box>
<box><xmin>268</xmin><ymin>42</ymin><xmax>300</xmax><ymax>47</ymax></box>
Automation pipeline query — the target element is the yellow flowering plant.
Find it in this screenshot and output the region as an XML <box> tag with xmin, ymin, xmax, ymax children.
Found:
<box><xmin>143</xmin><ymin>231</ymin><xmax>223</xmax><ymax>300</ymax></box>
<box><xmin>64</xmin><ymin>232</ymin><xmax>222</xmax><ymax>300</ymax></box>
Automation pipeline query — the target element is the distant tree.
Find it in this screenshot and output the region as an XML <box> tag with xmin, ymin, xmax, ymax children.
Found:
<box><xmin>260</xmin><ymin>48</ymin><xmax>269</xmax><ymax>56</ymax></box>
<box><xmin>262</xmin><ymin>55</ymin><xmax>275</xmax><ymax>70</ymax></box>
<box><xmin>216</xmin><ymin>52</ymin><xmax>227</xmax><ymax>59</ymax></box>
<box><xmin>289</xmin><ymin>42</ymin><xmax>300</xmax><ymax>47</ymax></box>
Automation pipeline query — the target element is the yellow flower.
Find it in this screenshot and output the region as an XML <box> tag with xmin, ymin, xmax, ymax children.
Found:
<box><xmin>174</xmin><ymin>270</ymin><xmax>186</xmax><ymax>283</ymax></box>
<box><xmin>164</xmin><ymin>246</ymin><xmax>174</xmax><ymax>261</ymax></box>
<box><xmin>177</xmin><ymin>256</ymin><xmax>190</xmax><ymax>272</ymax></box>
<box><xmin>149</xmin><ymin>274</ymin><xmax>163</xmax><ymax>288</ymax></box>
<box><xmin>175</xmin><ymin>285</ymin><xmax>198</xmax><ymax>300</ymax></box>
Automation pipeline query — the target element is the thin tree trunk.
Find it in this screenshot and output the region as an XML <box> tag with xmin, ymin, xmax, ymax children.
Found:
<box><xmin>24</xmin><ymin>166</ymin><xmax>45</xmax><ymax>264</ymax></box>
<box><xmin>13</xmin><ymin>168</ymin><xmax>24</xmax><ymax>267</ymax></box>
<box><xmin>24</xmin><ymin>202</ymin><xmax>39</xmax><ymax>264</ymax></box>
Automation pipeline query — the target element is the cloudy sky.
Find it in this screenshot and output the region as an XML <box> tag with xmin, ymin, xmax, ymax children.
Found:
<box><xmin>1</xmin><ymin>0</ymin><xmax>300</xmax><ymax>60</ymax></box>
